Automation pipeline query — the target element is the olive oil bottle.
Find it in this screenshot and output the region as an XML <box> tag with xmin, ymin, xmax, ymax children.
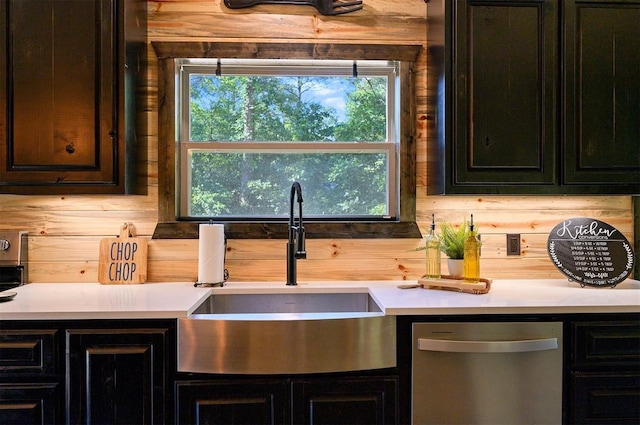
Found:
<box><xmin>463</xmin><ymin>214</ymin><xmax>481</xmax><ymax>282</ymax></box>
<box><xmin>425</xmin><ymin>214</ymin><xmax>441</xmax><ymax>279</ymax></box>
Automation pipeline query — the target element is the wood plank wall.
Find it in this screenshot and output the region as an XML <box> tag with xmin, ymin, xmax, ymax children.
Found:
<box><xmin>1</xmin><ymin>0</ymin><xmax>633</xmax><ymax>283</ymax></box>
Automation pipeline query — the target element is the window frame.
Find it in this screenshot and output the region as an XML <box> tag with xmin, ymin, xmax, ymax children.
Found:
<box><xmin>152</xmin><ymin>42</ymin><xmax>422</xmax><ymax>239</ymax></box>
<box><xmin>177</xmin><ymin>59</ymin><xmax>399</xmax><ymax>220</ymax></box>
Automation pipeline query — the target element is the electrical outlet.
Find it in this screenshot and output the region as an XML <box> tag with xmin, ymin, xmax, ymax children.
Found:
<box><xmin>507</xmin><ymin>234</ymin><xmax>521</xmax><ymax>256</ymax></box>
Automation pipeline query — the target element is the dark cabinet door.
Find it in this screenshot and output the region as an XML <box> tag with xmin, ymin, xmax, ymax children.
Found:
<box><xmin>450</xmin><ymin>0</ymin><xmax>558</xmax><ymax>191</ymax></box>
<box><xmin>175</xmin><ymin>380</ymin><xmax>289</xmax><ymax>425</ymax></box>
<box><xmin>291</xmin><ymin>377</ymin><xmax>398</xmax><ymax>425</ymax></box>
<box><xmin>0</xmin><ymin>0</ymin><xmax>144</xmax><ymax>194</ymax></box>
<box><xmin>66</xmin><ymin>328</ymin><xmax>169</xmax><ymax>424</ymax></box>
<box><xmin>563</xmin><ymin>0</ymin><xmax>640</xmax><ymax>191</ymax></box>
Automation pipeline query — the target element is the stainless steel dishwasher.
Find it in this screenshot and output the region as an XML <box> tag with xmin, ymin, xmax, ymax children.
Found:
<box><xmin>412</xmin><ymin>321</ymin><xmax>563</xmax><ymax>424</ymax></box>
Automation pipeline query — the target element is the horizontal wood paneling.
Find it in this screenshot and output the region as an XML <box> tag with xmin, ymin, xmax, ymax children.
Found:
<box><xmin>0</xmin><ymin>0</ymin><xmax>634</xmax><ymax>283</ymax></box>
<box><xmin>148</xmin><ymin>0</ymin><xmax>427</xmax><ymax>41</ymax></box>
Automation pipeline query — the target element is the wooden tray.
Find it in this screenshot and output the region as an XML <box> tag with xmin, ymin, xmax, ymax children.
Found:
<box><xmin>399</xmin><ymin>275</ymin><xmax>492</xmax><ymax>295</ymax></box>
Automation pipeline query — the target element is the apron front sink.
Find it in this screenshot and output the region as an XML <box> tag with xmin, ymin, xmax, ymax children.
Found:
<box><xmin>178</xmin><ymin>291</ymin><xmax>396</xmax><ymax>375</ymax></box>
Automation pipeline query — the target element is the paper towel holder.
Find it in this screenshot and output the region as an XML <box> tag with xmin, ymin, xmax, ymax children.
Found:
<box><xmin>194</xmin><ymin>233</ymin><xmax>229</xmax><ymax>287</ymax></box>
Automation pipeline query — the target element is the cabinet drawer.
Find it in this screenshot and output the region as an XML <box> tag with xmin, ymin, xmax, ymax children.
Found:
<box><xmin>0</xmin><ymin>329</ymin><xmax>58</xmax><ymax>375</ymax></box>
<box><xmin>175</xmin><ymin>379</ymin><xmax>288</xmax><ymax>425</ymax></box>
<box><xmin>0</xmin><ymin>383</ymin><xmax>61</xmax><ymax>425</ymax></box>
<box><xmin>572</xmin><ymin>321</ymin><xmax>640</xmax><ymax>368</ymax></box>
<box><xmin>0</xmin><ymin>382</ymin><xmax>60</xmax><ymax>424</ymax></box>
<box><xmin>571</xmin><ymin>372</ymin><xmax>640</xmax><ymax>424</ymax></box>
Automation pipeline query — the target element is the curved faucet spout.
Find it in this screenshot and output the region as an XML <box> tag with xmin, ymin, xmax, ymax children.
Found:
<box><xmin>289</xmin><ymin>182</ymin><xmax>303</xmax><ymax>237</ymax></box>
<box><xmin>287</xmin><ymin>182</ymin><xmax>306</xmax><ymax>286</ymax></box>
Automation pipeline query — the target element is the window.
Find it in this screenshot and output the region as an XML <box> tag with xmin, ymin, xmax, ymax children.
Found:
<box><xmin>152</xmin><ymin>42</ymin><xmax>422</xmax><ymax>239</ymax></box>
<box><xmin>177</xmin><ymin>59</ymin><xmax>398</xmax><ymax>221</ymax></box>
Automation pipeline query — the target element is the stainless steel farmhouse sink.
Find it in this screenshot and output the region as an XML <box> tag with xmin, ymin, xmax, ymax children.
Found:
<box><xmin>178</xmin><ymin>291</ymin><xmax>396</xmax><ymax>375</ymax></box>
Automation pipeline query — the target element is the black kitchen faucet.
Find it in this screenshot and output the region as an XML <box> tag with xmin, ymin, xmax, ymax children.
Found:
<box><xmin>286</xmin><ymin>182</ymin><xmax>306</xmax><ymax>286</ymax></box>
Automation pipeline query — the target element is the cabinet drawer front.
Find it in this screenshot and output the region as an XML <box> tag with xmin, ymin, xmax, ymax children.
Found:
<box><xmin>571</xmin><ymin>372</ymin><xmax>640</xmax><ymax>424</ymax></box>
<box><xmin>572</xmin><ymin>321</ymin><xmax>640</xmax><ymax>367</ymax></box>
<box><xmin>175</xmin><ymin>380</ymin><xmax>288</xmax><ymax>425</ymax></box>
<box><xmin>0</xmin><ymin>329</ymin><xmax>58</xmax><ymax>375</ymax></box>
<box><xmin>0</xmin><ymin>382</ymin><xmax>60</xmax><ymax>424</ymax></box>
<box><xmin>291</xmin><ymin>377</ymin><xmax>398</xmax><ymax>425</ymax></box>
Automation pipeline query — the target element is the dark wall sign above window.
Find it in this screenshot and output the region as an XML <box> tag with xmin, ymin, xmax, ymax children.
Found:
<box><xmin>547</xmin><ymin>218</ymin><xmax>635</xmax><ymax>288</ymax></box>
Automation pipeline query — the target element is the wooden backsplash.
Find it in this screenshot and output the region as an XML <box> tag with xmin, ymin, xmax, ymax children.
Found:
<box><xmin>1</xmin><ymin>0</ymin><xmax>633</xmax><ymax>283</ymax></box>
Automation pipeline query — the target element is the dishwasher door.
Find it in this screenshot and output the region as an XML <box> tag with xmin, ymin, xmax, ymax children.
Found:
<box><xmin>412</xmin><ymin>322</ymin><xmax>563</xmax><ymax>425</ymax></box>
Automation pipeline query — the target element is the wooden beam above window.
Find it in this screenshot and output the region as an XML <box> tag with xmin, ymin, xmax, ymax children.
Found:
<box><xmin>152</xmin><ymin>42</ymin><xmax>422</xmax><ymax>62</ymax></box>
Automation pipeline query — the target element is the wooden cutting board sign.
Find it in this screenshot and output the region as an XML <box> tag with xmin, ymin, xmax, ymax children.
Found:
<box><xmin>98</xmin><ymin>223</ymin><xmax>148</xmax><ymax>284</ymax></box>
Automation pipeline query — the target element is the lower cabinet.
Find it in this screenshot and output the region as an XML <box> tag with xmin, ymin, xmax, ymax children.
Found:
<box><xmin>569</xmin><ymin>320</ymin><xmax>640</xmax><ymax>424</ymax></box>
<box><xmin>66</xmin><ymin>328</ymin><xmax>171</xmax><ymax>424</ymax></box>
<box><xmin>397</xmin><ymin>314</ymin><xmax>640</xmax><ymax>425</ymax></box>
<box><xmin>175</xmin><ymin>376</ymin><xmax>399</xmax><ymax>425</ymax></box>
<box><xmin>0</xmin><ymin>321</ymin><xmax>174</xmax><ymax>425</ymax></box>
<box><xmin>4</xmin><ymin>315</ymin><xmax>639</xmax><ymax>425</ymax></box>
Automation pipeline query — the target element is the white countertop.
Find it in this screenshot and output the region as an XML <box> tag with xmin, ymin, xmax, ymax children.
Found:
<box><xmin>369</xmin><ymin>279</ymin><xmax>640</xmax><ymax>315</ymax></box>
<box><xmin>1</xmin><ymin>279</ymin><xmax>638</xmax><ymax>320</ymax></box>
<box><xmin>0</xmin><ymin>282</ymin><xmax>211</xmax><ymax>320</ymax></box>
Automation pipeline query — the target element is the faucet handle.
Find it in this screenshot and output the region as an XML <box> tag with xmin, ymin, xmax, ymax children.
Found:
<box><xmin>295</xmin><ymin>227</ymin><xmax>307</xmax><ymax>259</ymax></box>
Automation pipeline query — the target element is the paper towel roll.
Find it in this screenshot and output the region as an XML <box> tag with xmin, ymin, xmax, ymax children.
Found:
<box><xmin>198</xmin><ymin>224</ymin><xmax>226</xmax><ymax>284</ymax></box>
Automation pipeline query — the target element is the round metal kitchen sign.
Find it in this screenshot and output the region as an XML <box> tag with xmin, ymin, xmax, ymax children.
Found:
<box><xmin>547</xmin><ymin>218</ymin><xmax>635</xmax><ymax>287</ymax></box>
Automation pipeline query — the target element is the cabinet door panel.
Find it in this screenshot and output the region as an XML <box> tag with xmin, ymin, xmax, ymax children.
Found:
<box><xmin>175</xmin><ymin>380</ymin><xmax>288</xmax><ymax>425</ymax></box>
<box><xmin>564</xmin><ymin>0</ymin><xmax>640</xmax><ymax>188</ymax></box>
<box><xmin>10</xmin><ymin>0</ymin><xmax>103</xmax><ymax>168</ymax></box>
<box><xmin>0</xmin><ymin>0</ymin><xmax>117</xmax><ymax>189</ymax></box>
<box><xmin>452</xmin><ymin>0</ymin><xmax>557</xmax><ymax>187</ymax></box>
<box><xmin>66</xmin><ymin>328</ymin><xmax>168</xmax><ymax>424</ymax></box>
<box><xmin>292</xmin><ymin>377</ymin><xmax>397</xmax><ymax>425</ymax></box>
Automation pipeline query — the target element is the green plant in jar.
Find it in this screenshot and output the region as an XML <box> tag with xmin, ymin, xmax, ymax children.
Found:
<box><xmin>439</xmin><ymin>220</ymin><xmax>477</xmax><ymax>260</ymax></box>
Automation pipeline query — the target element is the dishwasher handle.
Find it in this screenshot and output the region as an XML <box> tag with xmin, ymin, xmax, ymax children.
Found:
<box><xmin>417</xmin><ymin>337</ymin><xmax>558</xmax><ymax>353</ymax></box>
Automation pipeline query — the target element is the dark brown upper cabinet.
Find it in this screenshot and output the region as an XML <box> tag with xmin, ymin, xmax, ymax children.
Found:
<box><xmin>0</xmin><ymin>0</ymin><xmax>145</xmax><ymax>194</ymax></box>
<box><xmin>451</xmin><ymin>0</ymin><xmax>558</xmax><ymax>191</ymax></box>
<box><xmin>428</xmin><ymin>0</ymin><xmax>640</xmax><ymax>195</ymax></box>
<box><xmin>563</xmin><ymin>0</ymin><xmax>640</xmax><ymax>189</ymax></box>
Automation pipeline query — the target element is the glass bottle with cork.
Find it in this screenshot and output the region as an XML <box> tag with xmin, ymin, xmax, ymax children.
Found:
<box><xmin>425</xmin><ymin>213</ymin><xmax>441</xmax><ymax>279</ymax></box>
<box><xmin>463</xmin><ymin>214</ymin><xmax>481</xmax><ymax>282</ymax></box>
